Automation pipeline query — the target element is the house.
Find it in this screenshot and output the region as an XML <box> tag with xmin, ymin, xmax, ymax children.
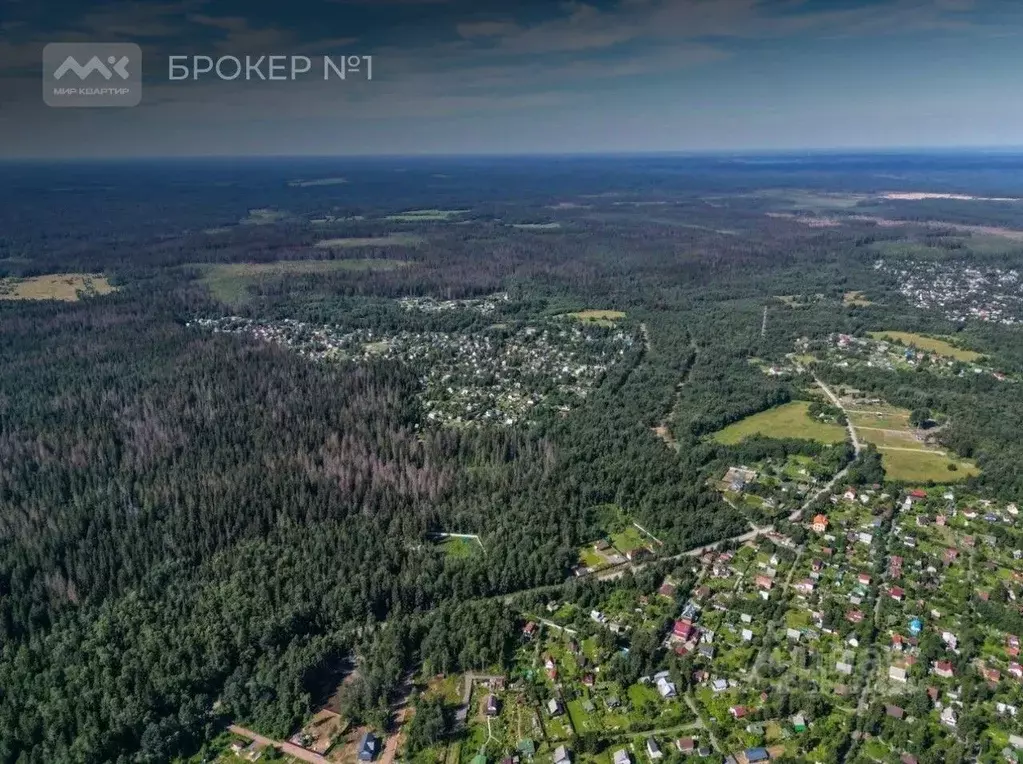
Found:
<box><xmin>729</xmin><ymin>706</ymin><xmax>747</xmax><ymax>719</ymax></box>
<box><xmin>676</xmin><ymin>738</ymin><xmax>696</xmax><ymax>755</ymax></box>
<box><xmin>606</xmin><ymin>697</ymin><xmax>621</xmax><ymax>709</ymax></box>
<box><xmin>1010</xmin><ymin>662</ymin><xmax>1023</xmax><ymax>679</ymax></box>
<box><xmin>755</xmin><ymin>575</ymin><xmax>774</xmax><ymax>590</ymax></box>
<box><xmin>673</xmin><ymin>619</ymin><xmax>695</xmax><ymax>640</ymax></box>
<box><xmin>940</xmin><ymin>706</ymin><xmax>957</xmax><ymax>727</ymax></box>
<box><xmin>656</xmin><ymin>676</ymin><xmax>677</xmax><ymax>699</ymax></box>
<box><xmin>886</xmin><ymin>705</ymin><xmax>905</xmax><ymax>720</ymax></box>
<box><xmin>792</xmin><ymin>713</ymin><xmax>807</xmax><ymax>732</ymax></box>
<box><xmin>1010</xmin><ymin>734</ymin><xmax>1023</xmax><ymax>749</ymax></box>
<box><xmin>786</xmin><ymin>628</ymin><xmax>801</xmax><ymax>642</ymax></box>
<box><xmin>997</xmin><ymin>702</ymin><xmax>1018</xmax><ymax>717</ymax></box>
<box><xmin>901</xmin><ymin>755</ymin><xmax>917</xmax><ymax>764</ymax></box>
<box><xmin>518</xmin><ymin>740</ymin><xmax>536</xmax><ymax>758</ymax></box>
<box><xmin>858</xmin><ymin>572</ymin><xmax>871</xmax><ymax>586</ymax></box>
<box><xmin>523</xmin><ymin>622</ymin><xmax>537</xmax><ymax>639</ymax></box>
<box><xmin>741</xmin><ymin>629</ymin><xmax>754</xmax><ymax>642</ymax></box>
<box><xmin>846</xmin><ymin>609</ymin><xmax>864</xmax><ymax>623</ymax></box>
<box><xmin>889</xmin><ymin>666</ymin><xmax>908</xmax><ymax>683</ymax></box>
<box><xmin>358</xmin><ymin>732</ymin><xmax>379</xmax><ymax>762</ymax></box>
<box><xmin>613</xmin><ymin>750</ymin><xmax>631</xmax><ymax>764</ymax></box>
<box><xmin>645</xmin><ymin>738</ymin><xmax>662</xmax><ymax>760</ymax></box>
<box><xmin>836</xmin><ymin>661</ymin><xmax>853</xmax><ymax>675</ymax></box>
<box><xmin>547</xmin><ymin>699</ymin><xmax>564</xmax><ymax>717</ymax></box>
<box><xmin>658</xmin><ymin>582</ymin><xmax>677</xmax><ymax>598</ymax></box>
<box><xmin>712</xmin><ymin>678</ymin><xmax>729</xmax><ymax>692</ymax></box>
<box><xmin>554</xmin><ymin>746</ymin><xmax>571</xmax><ymax>764</ymax></box>
<box><xmin>812</xmin><ymin>514</ymin><xmax>829</xmax><ymax>533</ymax></box>
<box><xmin>698</xmin><ymin>644</ymin><xmax>715</xmax><ymax>660</ymax></box>
<box><xmin>933</xmin><ymin>660</ymin><xmax>955</xmax><ymax>679</ymax></box>
<box><xmin>909</xmin><ymin>489</ymin><xmax>928</xmax><ymax>501</ymax></box>
<box><xmin>486</xmin><ymin>695</ymin><xmax>501</xmax><ymax>716</ymax></box>
<box><xmin>889</xmin><ymin>586</ymin><xmax>905</xmax><ymax>602</ymax></box>
<box><xmin>745</xmin><ymin>749</ymin><xmax>769</xmax><ymax>764</ymax></box>
<box><xmin>844</xmin><ymin>487</ymin><xmax>857</xmax><ymax>502</ymax></box>
<box><xmin>986</xmin><ymin>667</ymin><xmax>1002</xmax><ymax>683</ymax></box>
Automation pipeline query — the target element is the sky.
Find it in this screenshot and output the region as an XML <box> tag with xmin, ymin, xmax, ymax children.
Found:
<box><xmin>1</xmin><ymin>0</ymin><xmax>1022</xmax><ymax>158</ymax></box>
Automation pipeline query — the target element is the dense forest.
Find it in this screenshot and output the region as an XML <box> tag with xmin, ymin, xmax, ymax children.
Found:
<box><xmin>2</xmin><ymin>156</ymin><xmax>1023</xmax><ymax>762</ymax></box>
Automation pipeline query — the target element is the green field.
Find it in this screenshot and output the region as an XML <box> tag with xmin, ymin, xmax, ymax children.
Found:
<box><xmin>847</xmin><ymin>410</ymin><xmax>911</xmax><ymax>430</ymax></box>
<box><xmin>610</xmin><ymin>526</ymin><xmax>649</xmax><ymax>555</ymax></box>
<box><xmin>196</xmin><ymin>259</ymin><xmax>409</xmax><ymax>305</ymax></box>
<box><xmin>868</xmin><ymin>331</ymin><xmax>981</xmax><ymax>362</ymax></box>
<box><xmin>437</xmin><ymin>537</ymin><xmax>482</xmax><ymax>559</ymax></box>
<box><xmin>385</xmin><ymin>209</ymin><xmax>468</xmax><ymax>222</ymax></box>
<box><xmin>712</xmin><ymin>401</ymin><xmax>848</xmax><ymax>445</ymax></box>
<box><xmin>0</xmin><ymin>273</ymin><xmax>116</xmax><ymax>302</ymax></box>
<box><xmin>314</xmin><ymin>235</ymin><xmax>421</xmax><ymax>249</ymax></box>
<box><xmin>880</xmin><ymin>449</ymin><xmax>980</xmax><ymax>483</ymax></box>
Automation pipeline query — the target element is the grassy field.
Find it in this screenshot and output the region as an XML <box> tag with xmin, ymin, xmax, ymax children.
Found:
<box><xmin>385</xmin><ymin>209</ymin><xmax>468</xmax><ymax>222</ymax></box>
<box><xmin>610</xmin><ymin>526</ymin><xmax>649</xmax><ymax>555</ymax></box>
<box><xmin>197</xmin><ymin>259</ymin><xmax>409</xmax><ymax>305</ymax></box>
<box><xmin>0</xmin><ymin>273</ymin><xmax>116</xmax><ymax>302</ymax></box>
<box><xmin>438</xmin><ymin>537</ymin><xmax>482</xmax><ymax>559</ymax></box>
<box><xmin>712</xmin><ymin>401</ymin><xmax>848</xmax><ymax>445</ymax></box>
<box><xmin>568</xmin><ymin>309</ymin><xmax>626</xmax><ymax>326</ymax></box>
<box><xmin>315</xmin><ymin>235</ymin><xmax>421</xmax><ymax>249</ymax></box>
<box><xmin>843</xmin><ymin>291</ymin><xmax>872</xmax><ymax>306</ymax></box>
<box><xmin>881</xmin><ymin>449</ymin><xmax>980</xmax><ymax>483</ymax></box>
<box><xmin>868</xmin><ymin>331</ymin><xmax>981</xmax><ymax>362</ymax></box>
<box><xmin>848</xmin><ymin>410</ymin><xmax>911</xmax><ymax>430</ymax></box>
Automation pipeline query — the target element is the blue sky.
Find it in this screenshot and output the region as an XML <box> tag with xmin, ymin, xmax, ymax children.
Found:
<box><xmin>1</xmin><ymin>0</ymin><xmax>1022</xmax><ymax>157</ymax></box>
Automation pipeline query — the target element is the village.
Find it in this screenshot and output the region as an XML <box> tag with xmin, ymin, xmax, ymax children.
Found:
<box><xmin>187</xmin><ymin>313</ymin><xmax>633</xmax><ymax>426</ymax></box>
<box><xmin>212</xmin><ymin>476</ymin><xmax>1023</xmax><ymax>764</ymax></box>
<box><xmin>874</xmin><ymin>258</ymin><xmax>1023</xmax><ymax>326</ymax></box>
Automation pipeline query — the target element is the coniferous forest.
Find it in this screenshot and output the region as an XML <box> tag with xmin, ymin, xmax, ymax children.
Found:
<box><xmin>2</xmin><ymin>155</ymin><xmax>1023</xmax><ymax>762</ymax></box>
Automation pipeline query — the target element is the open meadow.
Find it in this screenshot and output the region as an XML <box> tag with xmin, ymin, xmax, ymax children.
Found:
<box><xmin>867</xmin><ymin>331</ymin><xmax>981</xmax><ymax>362</ymax></box>
<box><xmin>712</xmin><ymin>401</ymin><xmax>848</xmax><ymax>445</ymax></box>
<box><xmin>0</xmin><ymin>273</ymin><xmax>116</xmax><ymax>302</ymax></box>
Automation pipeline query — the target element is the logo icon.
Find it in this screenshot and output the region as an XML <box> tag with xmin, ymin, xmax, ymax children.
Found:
<box><xmin>43</xmin><ymin>43</ymin><xmax>142</xmax><ymax>107</ymax></box>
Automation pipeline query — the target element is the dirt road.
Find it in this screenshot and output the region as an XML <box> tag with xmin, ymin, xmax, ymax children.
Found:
<box><xmin>228</xmin><ymin>725</ymin><xmax>330</xmax><ymax>764</ymax></box>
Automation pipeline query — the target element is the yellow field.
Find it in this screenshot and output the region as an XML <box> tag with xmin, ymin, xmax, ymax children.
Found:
<box><xmin>568</xmin><ymin>309</ymin><xmax>627</xmax><ymax>325</ymax></box>
<box><xmin>843</xmin><ymin>291</ymin><xmax>872</xmax><ymax>306</ymax></box>
<box><xmin>712</xmin><ymin>401</ymin><xmax>848</xmax><ymax>445</ymax></box>
<box><xmin>0</xmin><ymin>273</ymin><xmax>116</xmax><ymax>302</ymax></box>
<box><xmin>868</xmin><ymin>331</ymin><xmax>981</xmax><ymax>362</ymax></box>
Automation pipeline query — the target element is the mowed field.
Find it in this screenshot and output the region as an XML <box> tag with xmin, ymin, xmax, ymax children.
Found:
<box><xmin>568</xmin><ymin>309</ymin><xmax>626</xmax><ymax>326</ymax></box>
<box><xmin>315</xmin><ymin>235</ymin><xmax>421</xmax><ymax>249</ymax></box>
<box><xmin>712</xmin><ymin>401</ymin><xmax>848</xmax><ymax>445</ymax></box>
<box><xmin>868</xmin><ymin>331</ymin><xmax>982</xmax><ymax>362</ymax></box>
<box><xmin>196</xmin><ymin>259</ymin><xmax>410</xmax><ymax>305</ymax></box>
<box><xmin>0</xmin><ymin>273</ymin><xmax>116</xmax><ymax>302</ymax></box>
<box><xmin>847</xmin><ymin>404</ymin><xmax>979</xmax><ymax>482</ymax></box>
